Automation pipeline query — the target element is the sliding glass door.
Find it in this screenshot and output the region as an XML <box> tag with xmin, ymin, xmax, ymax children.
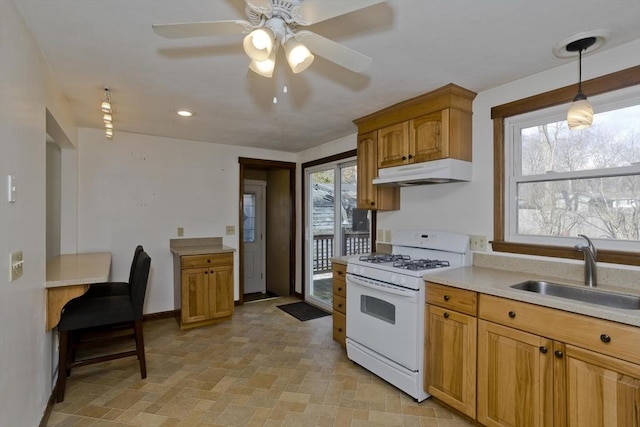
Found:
<box><xmin>305</xmin><ymin>159</ymin><xmax>371</xmax><ymax>311</ymax></box>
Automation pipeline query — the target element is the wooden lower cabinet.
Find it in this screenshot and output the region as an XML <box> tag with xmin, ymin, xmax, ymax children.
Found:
<box><xmin>564</xmin><ymin>344</ymin><xmax>640</xmax><ymax>427</ymax></box>
<box><xmin>426</xmin><ymin>285</ymin><xmax>640</xmax><ymax>427</ymax></box>
<box><xmin>477</xmin><ymin>320</ymin><xmax>554</xmax><ymax>427</ymax></box>
<box><xmin>332</xmin><ymin>263</ymin><xmax>347</xmax><ymax>347</ymax></box>
<box><xmin>425</xmin><ymin>282</ymin><xmax>478</xmax><ymax>418</ymax></box>
<box><xmin>425</xmin><ymin>304</ymin><xmax>477</xmax><ymax>418</ymax></box>
<box><xmin>175</xmin><ymin>252</ymin><xmax>234</xmax><ymax>329</ymax></box>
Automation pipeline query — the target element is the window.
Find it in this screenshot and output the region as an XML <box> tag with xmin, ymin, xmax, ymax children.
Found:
<box><xmin>491</xmin><ymin>66</ymin><xmax>640</xmax><ymax>265</ymax></box>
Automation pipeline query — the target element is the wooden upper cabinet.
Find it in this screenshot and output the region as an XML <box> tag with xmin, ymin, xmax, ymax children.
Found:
<box><xmin>355</xmin><ymin>83</ymin><xmax>476</xmax><ymax>169</ymax></box>
<box><xmin>357</xmin><ymin>132</ymin><xmax>399</xmax><ymax>211</ymax></box>
<box><xmin>378</xmin><ymin>122</ymin><xmax>409</xmax><ymax>168</ymax></box>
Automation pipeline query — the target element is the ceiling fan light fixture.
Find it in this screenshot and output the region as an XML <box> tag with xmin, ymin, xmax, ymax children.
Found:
<box><xmin>103</xmin><ymin>113</ymin><xmax>113</xmax><ymax>123</ymax></box>
<box><xmin>100</xmin><ymin>87</ymin><xmax>112</xmax><ymax>113</ymax></box>
<box><xmin>284</xmin><ymin>38</ymin><xmax>314</xmax><ymax>73</ymax></box>
<box><xmin>243</xmin><ymin>27</ymin><xmax>275</xmax><ymax>61</ymax></box>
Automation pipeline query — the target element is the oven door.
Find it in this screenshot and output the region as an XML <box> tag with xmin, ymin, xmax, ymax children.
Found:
<box><xmin>346</xmin><ymin>273</ymin><xmax>420</xmax><ymax>371</ymax></box>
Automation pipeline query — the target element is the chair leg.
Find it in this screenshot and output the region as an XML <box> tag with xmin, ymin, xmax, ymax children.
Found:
<box><xmin>133</xmin><ymin>319</ymin><xmax>147</xmax><ymax>379</ymax></box>
<box><xmin>56</xmin><ymin>330</ymin><xmax>69</xmax><ymax>403</ymax></box>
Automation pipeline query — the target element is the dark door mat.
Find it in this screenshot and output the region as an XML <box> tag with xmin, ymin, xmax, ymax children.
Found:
<box><xmin>277</xmin><ymin>301</ymin><xmax>331</xmax><ymax>321</ymax></box>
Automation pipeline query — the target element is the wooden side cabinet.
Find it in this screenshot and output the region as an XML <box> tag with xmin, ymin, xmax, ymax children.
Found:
<box><xmin>332</xmin><ymin>263</ymin><xmax>347</xmax><ymax>347</ymax></box>
<box><xmin>425</xmin><ymin>283</ymin><xmax>478</xmax><ymax>419</ymax></box>
<box><xmin>356</xmin><ymin>132</ymin><xmax>399</xmax><ymax>211</ymax></box>
<box><xmin>175</xmin><ymin>252</ymin><xmax>234</xmax><ymax>329</ymax></box>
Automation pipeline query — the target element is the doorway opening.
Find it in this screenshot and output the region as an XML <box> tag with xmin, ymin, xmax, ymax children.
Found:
<box><xmin>238</xmin><ymin>158</ymin><xmax>296</xmax><ymax>305</ymax></box>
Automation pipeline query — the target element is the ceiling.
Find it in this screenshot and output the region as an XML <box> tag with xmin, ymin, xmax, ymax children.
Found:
<box><xmin>14</xmin><ymin>0</ymin><xmax>640</xmax><ymax>153</ymax></box>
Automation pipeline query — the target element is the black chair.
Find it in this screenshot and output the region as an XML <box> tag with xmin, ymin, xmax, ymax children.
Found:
<box><xmin>81</xmin><ymin>245</ymin><xmax>143</xmax><ymax>298</ymax></box>
<box><xmin>55</xmin><ymin>251</ymin><xmax>151</xmax><ymax>402</ymax></box>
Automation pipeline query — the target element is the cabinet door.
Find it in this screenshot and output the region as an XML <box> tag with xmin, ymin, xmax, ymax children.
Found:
<box><xmin>563</xmin><ymin>344</ymin><xmax>640</xmax><ymax>427</ymax></box>
<box><xmin>410</xmin><ymin>110</ymin><xmax>446</xmax><ymax>163</ymax></box>
<box><xmin>181</xmin><ymin>268</ymin><xmax>210</xmax><ymax>324</ymax></box>
<box><xmin>209</xmin><ymin>265</ymin><xmax>234</xmax><ymax>319</ymax></box>
<box><xmin>377</xmin><ymin>122</ymin><xmax>409</xmax><ymax>168</ymax></box>
<box><xmin>477</xmin><ymin>320</ymin><xmax>554</xmax><ymax>427</ymax></box>
<box><xmin>426</xmin><ymin>304</ymin><xmax>477</xmax><ymax>418</ymax></box>
<box><xmin>357</xmin><ymin>132</ymin><xmax>379</xmax><ymax>209</ymax></box>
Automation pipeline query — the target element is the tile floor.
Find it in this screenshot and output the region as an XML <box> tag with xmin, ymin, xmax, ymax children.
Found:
<box><xmin>46</xmin><ymin>297</ymin><xmax>474</xmax><ymax>427</ymax></box>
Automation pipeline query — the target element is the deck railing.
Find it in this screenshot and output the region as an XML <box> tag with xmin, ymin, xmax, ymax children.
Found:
<box><xmin>313</xmin><ymin>232</ymin><xmax>371</xmax><ymax>273</ymax></box>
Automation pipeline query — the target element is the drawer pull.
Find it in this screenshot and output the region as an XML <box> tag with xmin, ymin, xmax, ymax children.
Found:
<box><xmin>204</xmin><ymin>271</ymin><xmax>208</xmax><ymax>274</ymax></box>
<box><xmin>338</xmin><ymin>303</ymin><xmax>343</xmax><ymax>308</ymax></box>
<box><xmin>338</xmin><ymin>271</ymin><xmax>344</xmax><ymax>276</ymax></box>
<box><xmin>443</xmin><ymin>312</ymin><xmax>449</xmax><ymax>319</ymax></box>
<box><xmin>539</xmin><ymin>346</ymin><xmax>548</xmax><ymax>354</ymax></box>
<box><xmin>600</xmin><ymin>334</ymin><xmax>611</xmax><ymax>343</ymax></box>
<box><xmin>444</xmin><ymin>295</ymin><xmax>450</xmax><ymax>301</ymax></box>
<box><xmin>338</xmin><ymin>287</ymin><xmax>343</xmax><ymax>292</ymax></box>
<box><xmin>508</xmin><ymin>311</ymin><xmax>516</xmax><ymax>318</ymax></box>
<box><xmin>207</xmin><ymin>259</ymin><xmax>211</xmax><ymax>263</ymax></box>
<box><xmin>554</xmin><ymin>350</ymin><xmax>564</xmax><ymax>359</ymax></box>
<box><xmin>338</xmin><ymin>328</ymin><xmax>343</xmax><ymax>332</ymax></box>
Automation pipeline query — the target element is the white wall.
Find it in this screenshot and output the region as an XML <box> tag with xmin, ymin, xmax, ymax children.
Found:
<box><xmin>0</xmin><ymin>1</ymin><xmax>77</xmax><ymax>425</ymax></box>
<box><xmin>377</xmin><ymin>40</ymin><xmax>640</xmax><ymax>242</ymax></box>
<box><xmin>76</xmin><ymin>128</ymin><xmax>296</xmax><ymax>313</ymax></box>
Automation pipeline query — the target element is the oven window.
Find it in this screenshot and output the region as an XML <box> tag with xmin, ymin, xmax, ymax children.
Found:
<box><xmin>360</xmin><ymin>295</ymin><xmax>395</xmax><ymax>325</ymax></box>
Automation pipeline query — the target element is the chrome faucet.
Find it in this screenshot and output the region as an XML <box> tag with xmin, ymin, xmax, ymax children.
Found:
<box><xmin>575</xmin><ymin>234</ymin><xmax>597</xmax><ymax>287</ymax></box>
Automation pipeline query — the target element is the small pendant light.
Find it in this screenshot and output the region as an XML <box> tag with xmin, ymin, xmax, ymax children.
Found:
<box><xmin>566</xmin><ymin>37</ymin><xmax>596</xmax><ymax>130</ymax></box>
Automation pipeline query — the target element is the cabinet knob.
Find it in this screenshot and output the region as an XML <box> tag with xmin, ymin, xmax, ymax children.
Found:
<box><xmin>402</xmin><ymin>156</ymin><xmax>407</xmax><ymax>161</ymax></box>
<box><xmin>207</xmin><ymin>259</ymin><xmax>211</xmax><ymax>263</ymax></box>
<box><xmin>338</xmin><ymin>287</ymin><xmax>343</xmax><ymax>292</ymax></box>
<box><xmin>508</xmin><ymin>311</ymin><xmax>516</xmax><ymax>318</ymax></box>
<box><xmin>600</xmin><ymin>334</ymin><xmax>611</xmax><ymax>343</ymax></box>
<box><xmin>408</xmin><ymin>154</ymin><xmax>413</xmax><ymax>159</ymax></box>
<box><xmin>554</xmin><ymin>350</ymin><xmax>564</xmax><ymax>359</ymax></box>
<box><xmin>210</xmin><ymin>270</ymin><xmax>214</xmax><ymax>274</ymax></box>
<box><xmin>338</xmin><ymin>328</ymin><xmax>343</xmax><ymax>332</ymax></box>
<box><xmin>370</xmin><ymin>201</ymin><xmax>375</xmax><ymax>206</ymax></box>
<box><xmin>443</xmin><ymin>312</ymin><xmax>449</xmax><ymax>319</ymax></box>
<box><xmin>338</xmin><ymin>303</ymin><xmax>343</xmax><ymax>308</ymax></box>
<box><xmin>539</xmin><ymin>346</ymin><xmax>548</xmax><ymax>354</ymax></box>
<box><xmin>338</xmin><ymin>271</ymin><xmax>343</xmax><ymax>276</ymax></box>
<box><xmin>204</xmin><ymin>271</ymin><xmax>208</xmax><ymax>274</ymax></box>
<box><xmin>443</xmin><ymin>295</ymin><xmax>450</xmax><ymax>301</ymax></box>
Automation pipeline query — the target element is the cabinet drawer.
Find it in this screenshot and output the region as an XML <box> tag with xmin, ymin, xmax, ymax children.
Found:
<box><xmin>426</xmin><ymin>282</ymin><xmax>477</xmax><ymax>316</ymax></box>
<box><xmin>479</xmin><ymin>294</ymin><xmax>640</xmax><ymax>364</ymax></box>
<box><xmin>333</xmin><ymin>294</ymin><xmax>346</xmax><ymax>315</ymax></box>
<box><xmin>333</xmin><ymin>311</ymin><xmax>346</xmax><ymax>345</ymax></box>
<box><xmin>181</xmin><ymin>253</ymin><xmax>233</xmax><ymax>269</ymax></box>
<box><xmin>333</xmin><ymin>264</ymin><xmax>347</xmax><ymax>297</ymax></box>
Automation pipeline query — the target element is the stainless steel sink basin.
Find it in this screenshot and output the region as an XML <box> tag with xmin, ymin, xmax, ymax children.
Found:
<box><xmin>510</xmin><ymin>281</ymin><xmax>640</xmax><ymax>310</ymax></box>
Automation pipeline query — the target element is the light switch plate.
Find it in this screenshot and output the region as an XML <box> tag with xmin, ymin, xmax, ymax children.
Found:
<box><xmin>177</xmin><ymin>227</ymin><xmax>184</xmax><ymax>237</ymax></box>
<box><xmin>7</xmin><ymin>175</ymin><xmax>16</xmax><ymax>203</ymax></box>
<box><xmin>10</xmin><ymin>250</ymin><xmax>23</xmax><ymax>281</ymax></box>
<box><xmin>226</xmin><ymin>225</ymin><xmax>235</xmax><ymax>235</ymax></box>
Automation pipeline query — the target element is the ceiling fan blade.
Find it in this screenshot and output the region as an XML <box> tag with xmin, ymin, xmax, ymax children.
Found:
<box><xmin>294</xmin><ymin>0</ymin><xmax>386</xmax><ymax>25</ymax></box>
<box><xmin>296</xmin><ymin>31</ymin><xmax>372</xmax><ymax>73</ymax></box>
<box><xmin>152</xmin><ymin>20</ymin><xmax>252</xmax><ymax>39</ymax></box>
<box><xmin>245</xmin><ymin>0</ymin><xmax>273</xmax><ymax>15</ymax></box>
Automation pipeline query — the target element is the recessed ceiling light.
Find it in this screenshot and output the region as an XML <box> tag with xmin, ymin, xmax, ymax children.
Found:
<box><xmin>176</xmin><ymin>109</ymin><xmax>194</xmax><ymax>117</ymax></box>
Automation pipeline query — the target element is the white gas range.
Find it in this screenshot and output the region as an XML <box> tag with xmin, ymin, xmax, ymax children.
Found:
<box><xmin>345</xmin><ymin>230</ymin><xmax>471</xmax><ymax>402</ymax></box>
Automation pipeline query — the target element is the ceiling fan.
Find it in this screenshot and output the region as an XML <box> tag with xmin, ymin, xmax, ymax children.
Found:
<box><xmin>152</xmin><ymin>0</ymin><xmax>385</xmax><ymax>78</ymax></box>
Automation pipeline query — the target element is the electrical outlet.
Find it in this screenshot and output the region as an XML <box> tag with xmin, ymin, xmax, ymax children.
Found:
<box><xmin>177</xmin><ymin>227</ymin><xmax>184</xmax><ymax>237</ymax></box>
<box><xmin>226</xmin><ymin>225</ymin><xmax>235</xmax><ymax>235</ymax></box>
<box><xmin>384</xmin><ymin>230</ymin><xmax>392</xmax><ymax>243</ymax></box>
<box><xmin>10</xmin><ymin>250</ymin><xmax>23</xmax><ymax>281</ymax></box>
<box><xmin>469</xmin><ymin>235</ymin><xmax>487</xmax><ymax>252</ymax></box>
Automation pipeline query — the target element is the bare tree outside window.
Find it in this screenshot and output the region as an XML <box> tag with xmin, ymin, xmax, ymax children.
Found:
<box><xmin>514</xmin><ymin>104</ymin><xmax>640</xmax><ymax>241</ymax></box>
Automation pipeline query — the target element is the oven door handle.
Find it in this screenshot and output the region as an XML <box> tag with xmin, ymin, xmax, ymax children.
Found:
<box><xmin>346</xmin><ymin>274</ymin><xmax>416</xmax><ymax>297</ymax></box>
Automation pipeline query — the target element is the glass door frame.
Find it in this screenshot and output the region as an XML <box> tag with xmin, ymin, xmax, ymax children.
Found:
<box><xmin>303</xmin><ymin>152</ymin><xmax>367</xmax><ymax>312</ymax></box>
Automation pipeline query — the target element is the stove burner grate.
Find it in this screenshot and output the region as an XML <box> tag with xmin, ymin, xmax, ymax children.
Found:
<box><xmin>392</xmin><ymin>259</ymin><xmax>451</xmax><ymax>271</ymax></box>
<box><xmin>359</xmin><ymin>253</ymin><xmax>410</xmax><ymax>263</ymax></box>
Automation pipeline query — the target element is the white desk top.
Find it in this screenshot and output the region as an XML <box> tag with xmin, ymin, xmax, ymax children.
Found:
<box><xmin>45</xmin><ymin>252</ymin><xmax>112</xmax><ymax>288</ymax></box>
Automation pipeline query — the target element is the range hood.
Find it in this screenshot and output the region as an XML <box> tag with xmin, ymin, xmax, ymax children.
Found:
<box><xmin>372</xmin><ymin>158</ymin><xmax>472</xmax><ymax>187</ymax></box>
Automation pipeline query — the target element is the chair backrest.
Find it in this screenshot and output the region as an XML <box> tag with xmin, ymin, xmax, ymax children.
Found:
<box><xmin>128</xmin><ymin>245</ymin><xmax>144</xmax><ymax>284</ymax></box>
<box><xmin>130</xmin><ymin>251</ymin><xmax>151</xmax><ymax>319</ymax></box>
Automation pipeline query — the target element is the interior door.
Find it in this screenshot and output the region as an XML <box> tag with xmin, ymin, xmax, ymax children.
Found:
<box><xmin>243</xmin><ymin>182</ymin><xmax>266</xmax><ymax>295</ymax></box>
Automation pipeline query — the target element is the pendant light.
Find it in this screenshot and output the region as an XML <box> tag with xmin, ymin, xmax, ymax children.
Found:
<box><xmin>566</xmin><ymin>37</ymin><xmax>596</xmax><ymax>130</ymax></box>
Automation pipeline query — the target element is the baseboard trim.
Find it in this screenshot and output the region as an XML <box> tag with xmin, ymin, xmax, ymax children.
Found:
<box><xmin>143</xmin><ymin>310</ymin><xmax>178</xmax><ymax>322</ymax></box>
<box><xmin>39</xmin><ymin>389</ymin><xmax>56</xmax><ymax>427</ymax></box>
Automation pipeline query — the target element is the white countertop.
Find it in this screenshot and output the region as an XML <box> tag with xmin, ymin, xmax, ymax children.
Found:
<box><xmin>45</xmin><ymin>252</ymin><xmax>112</xmax><ymax>288</ymax></box>
<box><xmin>425</xmin><ymin>266</ymin><xmax>640</xmax><ymax>327</ymax></box>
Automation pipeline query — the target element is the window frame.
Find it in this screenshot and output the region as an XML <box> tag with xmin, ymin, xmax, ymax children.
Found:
<box><xmin>491</xmin><ymin>65</ymin><xmax>640</xmax><ymax>266</ymax></box>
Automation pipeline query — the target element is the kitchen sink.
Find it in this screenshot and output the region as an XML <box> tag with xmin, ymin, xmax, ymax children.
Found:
<box><xmin>510</xmin><ymin>281</ymin><xmax>640</xmax><ymax>310</ymax></box>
